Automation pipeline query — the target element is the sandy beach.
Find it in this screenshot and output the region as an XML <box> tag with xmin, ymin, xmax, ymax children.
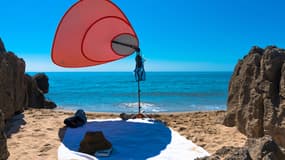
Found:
<box><xmin>5</xmin><ymin>109</ymin><xmax>246</xmax><ymax>160</ymax></box>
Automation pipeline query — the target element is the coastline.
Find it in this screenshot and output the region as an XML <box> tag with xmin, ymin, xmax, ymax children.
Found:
<box><xmin>6</xmin><ymin>108</ymin><xmax>246</xmax><ymax>160</ymax></box>
<box><xmin>53</xmin><ymin>107</ymin><xmax>228</xmax><ymax>115</ymax></box>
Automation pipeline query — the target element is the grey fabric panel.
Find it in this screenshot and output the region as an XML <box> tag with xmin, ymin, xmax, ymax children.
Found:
<box><xmin>112</xmin><ymin>34</ymin><xmax>138</xmax><ymax>56</ymax></box>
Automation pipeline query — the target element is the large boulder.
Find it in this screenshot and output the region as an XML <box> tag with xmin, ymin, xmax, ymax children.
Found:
<box><xmin>196</xmin><ymin>146</ymin><xmax>252</xmax><ymax>160</ymax></box>
<box><xmin>25</xmin><ymin>73</ymin><xmax>56</xmax><ymax>109</ymax></box>
<box><xmin>0</xmin><ymin>38</ymin><xmax>56</xmax><ymax>119</ymax></box>
<box><xmin>33</xmin><ymin>73</ymin><xmax>49</xmax><ymax>94</ymax></box>
<box><xmin>224</xmin><ymin>46</ymin><xmax>285</xmax><ymax>148</ymax></box>
<box><xmin>246</xmin><ymin>136</ymin><xmax>285</xmax><ymax>160</ymax></box>
<box><xmin>25</xmin><ymin>74</ymin><xmax>45</xmax><ymax>108</ymax></box>
<box><xmin>0</xmin><ymin>110</ymin><xmax>9</xmax><ymax>160</ymax></box>
<box><xmin>0</xmin><ymin>39</ymin><xmax>28</xmax><ymax>119</ymax></box>
<box><xmin>198</xmin><ymin>136</ymin><xmax>285</xmax><ymax>160</ymax></box>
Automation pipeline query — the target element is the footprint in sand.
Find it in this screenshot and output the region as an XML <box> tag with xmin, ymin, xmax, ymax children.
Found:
<box><xmin>39</xmin><ymin>144</ymin><xmax>53</xmax><ymax>152</ymax></box>
<box><xmin>38</xmin><ymin>153</ymin><xmax>49</xmax><ymax>157</ymax></box>
<box><xmin>33</xmin><ymin>129</ymin><xmax>41</xmax><ymax>132</ymax></box>
<box><xmin>178</xmin><ymin>127</ymin><xmax>187</xmax><ymax>132</ymax></box>
<box><xmin>31</xmin><ymin>133</ymin><xmax>46</xmax><ymax>137</ymax></box>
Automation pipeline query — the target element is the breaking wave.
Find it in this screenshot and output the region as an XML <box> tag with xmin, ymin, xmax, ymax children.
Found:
<box><xmin>118</xmin><ymin>102</ymin><xmax>166</xmax><ymax>113</ymax></box>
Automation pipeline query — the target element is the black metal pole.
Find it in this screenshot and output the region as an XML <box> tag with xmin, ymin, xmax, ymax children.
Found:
<box><xmin>138</xmin><ymin>79</ymin><xmax>141</xmax><ymax>114</ymax></box>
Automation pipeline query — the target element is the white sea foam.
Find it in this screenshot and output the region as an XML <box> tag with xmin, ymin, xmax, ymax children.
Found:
<box><xmin>121</xmin><ymin>102</ymin><xmax>155</xmax><ymax>108</ymax></box>
<box><xmin>119</xmin><ymin>102</ymin><xmax>166</xmax><ymax>113</ymax></box>
<box><xmin>189</xmin><ymin>104</ymin><xmax>227</xmax><ymax>111</ymax></box>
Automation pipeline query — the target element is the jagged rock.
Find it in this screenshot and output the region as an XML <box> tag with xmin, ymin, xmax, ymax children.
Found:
<box><xmin>25</xmin><ymin>74</ymin><xmax>45</xmax><ymax>108</ymax></box>
<box><xmin>27</xmin><ymin>73</ymin><xmax>57</xmax><ymax>108</ymax></box>
<box><xmin>197</xmin><ymin>136</ymin><xmax>285</xmax><ymax>160</ymax></box>
<box><xmin>0</xmin><ymin>110</ymin><xmax>9</xmax><ymax>160</ymax></box>
<box><xmin>0</xmin><ymin>38</ymin><xmax>57</xmax><ymax>119</ymax></box>
<box><xmin>0</xmin><ymin>46</ymin><xmax>27</xmax><ymax>119</ymax></box>
<box><xmin>196</xmin><ymin>156</ymin><xmax>220</xmax><ymax>160</ymax></box>
<box><xmin>44</xmin><ymin>100</ymin><xmax>57</xmax><ymax>109</ymax></box>
<box><xmin>0</xmin><ymin>38</ymin><xmax>6</xmax><ymax>54</ymax></box>
<box><xmin>25</xmin><ymin>74</ymin><xmax>56</xmax><ymax>109</ymax></box>
<box><xmin>33</xmin><ymin>73</ymin><xmax>49</xmax><ymax>94</ymax></box>
<box><xmin>224</xmin><ymin>46</ymin><xmax>285</xmax><ymax>148</ymax></box>
<box><xmin>0</xmin><ymin>38</ymin><xmax>57</xmax><ymax>159</ymax></box>
<box><xmin>196</xmin><ymin>146</ymin><xmax>252</xmax><ymax>160</ymax></box>
<box><xmin>24</xmin><ymin>74</ymin><xmax>34</xmax><ymax>108</ymax></box>
<box><xmin>246</xmin><ymin>136</ymin><xmax>285</xmax><ymax>160</ymax></box>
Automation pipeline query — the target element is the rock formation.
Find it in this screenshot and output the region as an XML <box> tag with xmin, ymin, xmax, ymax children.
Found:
<box><xmin>25</xmin><ymin>74</ymin><xmax>45</xmax><ymax>108</ymax></box>
<box><xmin>0</xmin><ymin>110</ymin><xmax>9</xmax><ymax>160</ymax></box>
<box><xmin>0</xmin><ymin>38</ymin><xmax>57</xmax><ymax>159</ymax></box>
<box><xmin>223</xmin><ymin>46</ymin><xmax>285</xmax><ymax>148</ymax></box>
<box><xmin>0</xmin><ymin>38</ymin><xmax>6</xmax><ymax>54</ymax></box>
<box><xmin>0</xmin><ymin>38</ymin><xmax>27</xmax><ymax>119</ymax></box>
<box><xmin>26</xmin><ymin>73</ymin><xmax>56</xmax><ymax>109</ymax></box>
<box><xmin>0</xmin><ymin>38</ymin><xmax>56</xmax><ymax>120</ymax></box>
<box><xmin>33</xmin><ymin>73</ymin><xmax>49</xmax><ymax>94</ymax></box>
<box><xmin>246</xmin><ymin>136</ymin><xmax>285</xmax><ymax>160</ymax></box>
<box><xmin>197</xmin><ymin>146</ymin><xmax>252</xmax><ymax>160</ymax></box>
<box><xmin>198</xmin><ymin>136</ymin><xmax>285</xmax><ymax>160</ymax></box>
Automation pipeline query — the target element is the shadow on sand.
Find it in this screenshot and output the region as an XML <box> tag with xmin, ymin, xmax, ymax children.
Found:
<box><xmin>58</xmin><ymin>126</ymin><xmax>67</xmax><ymax>142</ymax></box>
<box><xmin>4</xmin><ymin>113</ymin><xmax>26</xmax><ymax>138</ymax></box>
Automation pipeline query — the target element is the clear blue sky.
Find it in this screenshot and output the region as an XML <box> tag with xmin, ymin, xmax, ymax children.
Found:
<box><xmin>0</xmin><ymin>0</ymin><xmax>284</xmax><ymax>72</ymax></box>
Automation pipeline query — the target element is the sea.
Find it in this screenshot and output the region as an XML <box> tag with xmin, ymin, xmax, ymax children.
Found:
<box><xmin>28</xmin><ymin>72</ymin><xmax>232</xmax><ymax>113</ymax></box>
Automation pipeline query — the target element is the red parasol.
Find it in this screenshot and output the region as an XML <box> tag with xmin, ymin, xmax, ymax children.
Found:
<box><xmin>51</xmin><ymin>0</ymin><xmax>146</xmax><ymax>117</ymax></box>
<box><xmin>51</xmin><ymin>0</ymin><xmax>139</xmax><ymax>68</ymax></box>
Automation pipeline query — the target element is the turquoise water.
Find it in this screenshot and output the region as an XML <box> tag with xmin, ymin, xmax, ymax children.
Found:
<box><xmin>28</xmin><ymin>72</ymin><xmax>232</xmax><ymax>113</ymax></box>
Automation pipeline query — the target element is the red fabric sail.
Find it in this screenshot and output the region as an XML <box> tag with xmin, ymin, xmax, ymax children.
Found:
<box><xmin>52</xmin><ymin>0</ymin><xmax>139</xmax><ymax>68</ymax></box>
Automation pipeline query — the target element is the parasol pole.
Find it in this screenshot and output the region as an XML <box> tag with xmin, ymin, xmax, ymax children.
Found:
<box><xmin>112</xmin><ymin>40</ymin><xmax>143</xmax><ymax>116</ymax></box>
<box><xmin>138</xmin><ymin>76</ymin><xmax>141</xmax><ymax>114</ymax></box>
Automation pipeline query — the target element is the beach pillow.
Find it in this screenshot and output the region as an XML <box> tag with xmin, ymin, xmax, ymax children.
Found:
<box><xmin>79</xmin><ymin>131</ymin><xmax>112</xmax><ymax>155</ymax></box>
<box><xmin>64</xmin><ymin>109</ymin><xmax>87</xmax><ymax>128</ymax></box>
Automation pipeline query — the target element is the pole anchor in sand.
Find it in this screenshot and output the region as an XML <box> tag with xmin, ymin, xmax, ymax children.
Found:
<box><xmin>138</xmin><ymin>77</ymin><xmax>141</xmax><ymax>114</ymax></box>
